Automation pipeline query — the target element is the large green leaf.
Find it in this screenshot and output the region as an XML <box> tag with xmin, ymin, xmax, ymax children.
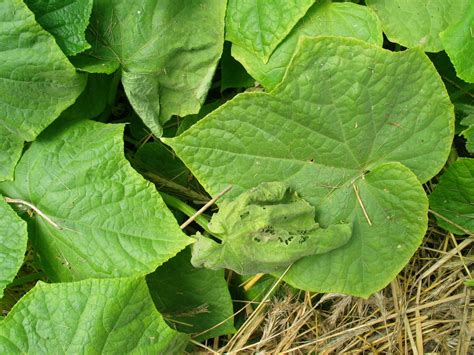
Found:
<box><xmin>147</xmin><ymin>248</ymin><xmax>235</xmax><ymax>341</ymax></box>
<box><xmin>24</xmin><ymin>0</ymin><xmax>93</xmax><ymax>56</ymax></box>
<box><xmin>225</xmin><ymin>0</ymin><xmax>315</xmax><ymax>63</ymax></box>
<box><xmin>0</xmin><ymin>0</ymin><xmax>86</xmax><ymax>181</ymax></box>
<box><xmin>164</xmin><ymin>37</ymin><xmax>453</xmax><ymax>297</ymax></box>
<box><xmin>0</xmin><ymin>199</ymin><xmax>28</xmax><ymax>298</ymax></box>
<box><xmin>430</xmin><ymin>158</ymin><xmax>474</xmax><ymax>235</ymax></box>
<box><xmin>440</xmin><ymin>3</ymin><xmax>474</xmax><ymax>83</ymax></box>
<box><xmin>0</xmin><ymin>119</ymin><xmax>192</xmax><ymax>282</ymax></box>
<box><xmin>74</xmin><ymin>0</ymin><xmax>226</xmax><ymax>137</ymax></box>
<box><xmin>366</xmin><ymin>0</ymin><xmax>471</xmax><ymax>52</ymax></box>
<box><xmin>0</xmin><ymin>277</ymin><xmax>189</xmax><ymax>353</ymax></box>
<box><xmin>232</xmin><ymin>1</ymin><xmax>383</xmax><ymax>90</ymax></box>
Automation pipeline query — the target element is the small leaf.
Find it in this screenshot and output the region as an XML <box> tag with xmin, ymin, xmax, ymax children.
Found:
<box><xmin>232</xmin><ymin>1</ymin><xmax>383</xmax><ymax>90</ymax></box>
<box><xmin>458</xmin><ymin>105</ymin><xmax>474</xmax><ymax>153</ymax></box>
<box><xmin>430</xmin><ymin>158</ymin><xmax>474</xmax><ymax>235</ymax></box>
<box><xmin>220</xmin><ymin>42</ymin><xmax>254</xmax><ymax>91</ymax></box>
<box><xmin>165</xmin><ymin>37</ymin><xmax>453</xmax><ymax>297</ymax></box>
<box><xmin>191</xmin><ymin>182</ymin><xmax>352</xmax><ymax>275</ymax></box>
<box><xmin>440</xmin><ymin>3</ymin><xmax>474</xmax><ymax>83</ymax></box>
<box><xmin>0</xmin><ymin>0</ymin><xmax>86</xmax><ymax>181</ymax></box>
<box><xmin>429</xmin><ymin>52</ymin><xmax>473</xmax><ymax>105</ymax></box>
<box><xmin>134</xmin><ymin>142</ymin><xmax>191</xmax><ymax>188</ymax></box>
<box><xmin>24</xmin><ymin>0</ymin><xmax>93</xmax><ymax>56</ymax></box>
<box><xmin>147</xmin><ymin>248</ymin><xmax>235</xmax><ymax>341</ymax></box>
<box><xmin>366</xmin><ymin>0</ymin><xmax>471</xmax><ymax>52</ymax></box>
<box><xmin>0</xmin><ymin>119</ymin><xmax>192</xmax><ymax>282</ymax></box>
<box><xmin>0</xmin><ymin>198</ymin><xmax>28</xmax><ymax>298</ymax></box>
<box><xmin>0</xmin><ymin>277</ymin><xmax>189</xmax><ymax>353</ymax></box>
<box><xmin>225</xmin><ymin>0</ymin><xmax>315</xmax><ymax>63</ymax></box>
<box><xmin>62</xmin><ymin>72</ymin><xmax>120</xmax><ymax>120</ymax></box>
<box><xmin>75</xmin><ymin>0</ymin><xmax>226</xmax><ymax>137</ymax></box>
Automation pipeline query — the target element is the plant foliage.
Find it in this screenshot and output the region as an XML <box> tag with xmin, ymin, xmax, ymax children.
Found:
<box><xmin>0</xmin><ymin>0</ymin><xmax>472</xmax><ymax>351</ymax></box>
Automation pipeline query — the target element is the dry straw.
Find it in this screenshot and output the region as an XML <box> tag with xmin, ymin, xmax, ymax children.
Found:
<box><xmin>196</xmin><ymin>217</ymin><xmax>473</xmax><ymax>354</ymax></box>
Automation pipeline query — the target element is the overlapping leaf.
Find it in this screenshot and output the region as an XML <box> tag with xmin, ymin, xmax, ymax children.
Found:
<box><xmin>165</xmin><ymin>37</ymin><xmax>453</xmax><ymax>297</ymax></box>
<box><xmin>0</xmin><ymin>0</ymin><xmax>86</xmax><ymax>181</ymax></box>
<box><xmin>0</xmin><ymin>119</ymin><xmax>191</xmax><ymax>282</ymax></box>
<box><xmin>147</xmin><ymin>249</ymin><xmax>235</xmax><ymax>341</ymax></box>
<box><xmin>232</xmin><ymin>1</ymin><xmax>383</xmax><ymax>90</ymax></box>
<box><xmin>225</xmin><ymin>0</ymin><xmax>315</xmax><ymax>63</ymax></box>
<box><xmin>24</xmin><ymin>0</ymin><xmax>93</xmax><ymax>55</ymax></box>
<box><xmin>0</xmin><ymin>277</ymin><xmax>189</xmax><ymax>353</ymax></box>
<box><xmin>366</xmin><ymin>0</ymin><xmax>471</xmax><ymax>52</ymax></box>
<box><xmin>0</xmin><ymin>199</ymin><xmax>28</xmax><ymax>298</ymax></box>
<box><xmin>440</xmin><ymin>3</ymin><xmax>474</xmax><ymax>83</ymax></box>
<box><xmin>430</xmin><ymin>158</ymin><xmax>474</xmax><ymax>235</ymax></box>
<box><xmin>73</xmin><ymin>0</ymin><xmax>226</xmax><ymax>136</ymax></box>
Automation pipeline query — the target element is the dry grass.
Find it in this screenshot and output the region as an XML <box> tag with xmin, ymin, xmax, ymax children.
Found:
<box><xmin>196</xmin><ymin>222</ymin><xmax>473</xmax><ymax>354</ymax></box>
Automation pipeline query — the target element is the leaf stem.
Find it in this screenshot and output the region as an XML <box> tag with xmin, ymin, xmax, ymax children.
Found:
<box><xmin>450</xmin><ymin>83</ymin><xmax>474</xmax><ymax>101</ymax></box>
<box><xmin>160</xmin><ymin>192</ymin><xmax>211</xmax><ymax>233</ymax></box>
<box><xmin>4</xmin><ymin>197</ymin><xmax>62</xmax><ymax>230</ymax></box>
<box><xmin>144</xmin><ymin>172</ymin><xmax>209</xmax><ymax>203</ymax></box>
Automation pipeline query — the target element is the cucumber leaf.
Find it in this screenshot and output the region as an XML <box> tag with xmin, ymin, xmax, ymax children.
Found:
<box><xmin>164</xmin><ymin>37</ymin><xmax>453</xmax><ymax>297</ymax></box>
<box><xmin>366</xmin><ymin>0</ymin><xmax>471</xmax><ymax>52</ymax></box>
<box><xmin>232</xmin><ymin>1</ymin><xmax>383</xmax><ymax>90</ymax></box>
<box><xmin>191</xmin><ymin>182</ymin><xmax>352</xmax><ymax>275</ymax></box>
<box><xmin>440</xmin><ymin>3</ymin><xmax>474</xmax><ymax>83</ymax></box>
<box><xmin>0</xmin><ymin>199</ymin><xmax>28</xmax><ymax>298</ymax></box>
<box><xmin>0</xmin><ymin>277</ymin><xmax>189</xmax><ymax>353</ymax></box>
<box><xmin>24</xmin><ymin>0</ymin><xmax>93</xmax><ymax>56</ymax></box>
<box><xmin>147</xmin><ymin>248</ymin><xmax>235</xmax><ymax>341</ymax></box>
<box><xmin>430</xmin><ymin>158</ymin><xmax>474</xmax><ymax>235</ymax></box>
<box><xmin>0</xmin><ymin>119</ymin><xmax>192</xmax><ymax>282</ymax></box>
<box><xmin>74</xmin><ymin>0</ymin><xmax>226</xmax><ymax>137</ymax></box>
<box><xmin>225</xmin><ymin>0</ymin><xmax>316</xmax><ymax>63</ymax></box>
<box><xmin>0</xmin><ymin>0</ymin><xmax>86</xmax><ymax>181</ymax></box>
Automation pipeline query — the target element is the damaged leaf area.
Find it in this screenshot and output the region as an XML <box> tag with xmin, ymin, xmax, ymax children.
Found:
<box><xmin>191</xmin><ymin>182</ymin><xmax>352</xmax><ymax>275</ymax></box>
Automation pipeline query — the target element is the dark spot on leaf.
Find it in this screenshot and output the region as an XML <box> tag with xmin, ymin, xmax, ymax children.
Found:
<box><xmin>240</xmin><ymin>211</ymin><xmax>250</xmax><ymax>219</ymax></box>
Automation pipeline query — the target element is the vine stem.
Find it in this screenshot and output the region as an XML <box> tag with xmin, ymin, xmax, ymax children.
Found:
<box><xmin>4</xmin><ymin>197</ymin><xmax>62</xmax><ymax>230</ymax></box>
<box><xmin>160</xmin><ymin>192</ymin><xmax>212</xmax><ymax>233</ymax></box>
<box><xmin>8</xmin><ymin>272</ymin><xmax>44</xmax><ymax>287</ymax></box>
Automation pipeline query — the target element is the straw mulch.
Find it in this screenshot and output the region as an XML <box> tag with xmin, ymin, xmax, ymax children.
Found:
<box><xmin>197</xmin><ymin>220</ymin><xmax>473</xmax><ymax>354</ymax></box>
